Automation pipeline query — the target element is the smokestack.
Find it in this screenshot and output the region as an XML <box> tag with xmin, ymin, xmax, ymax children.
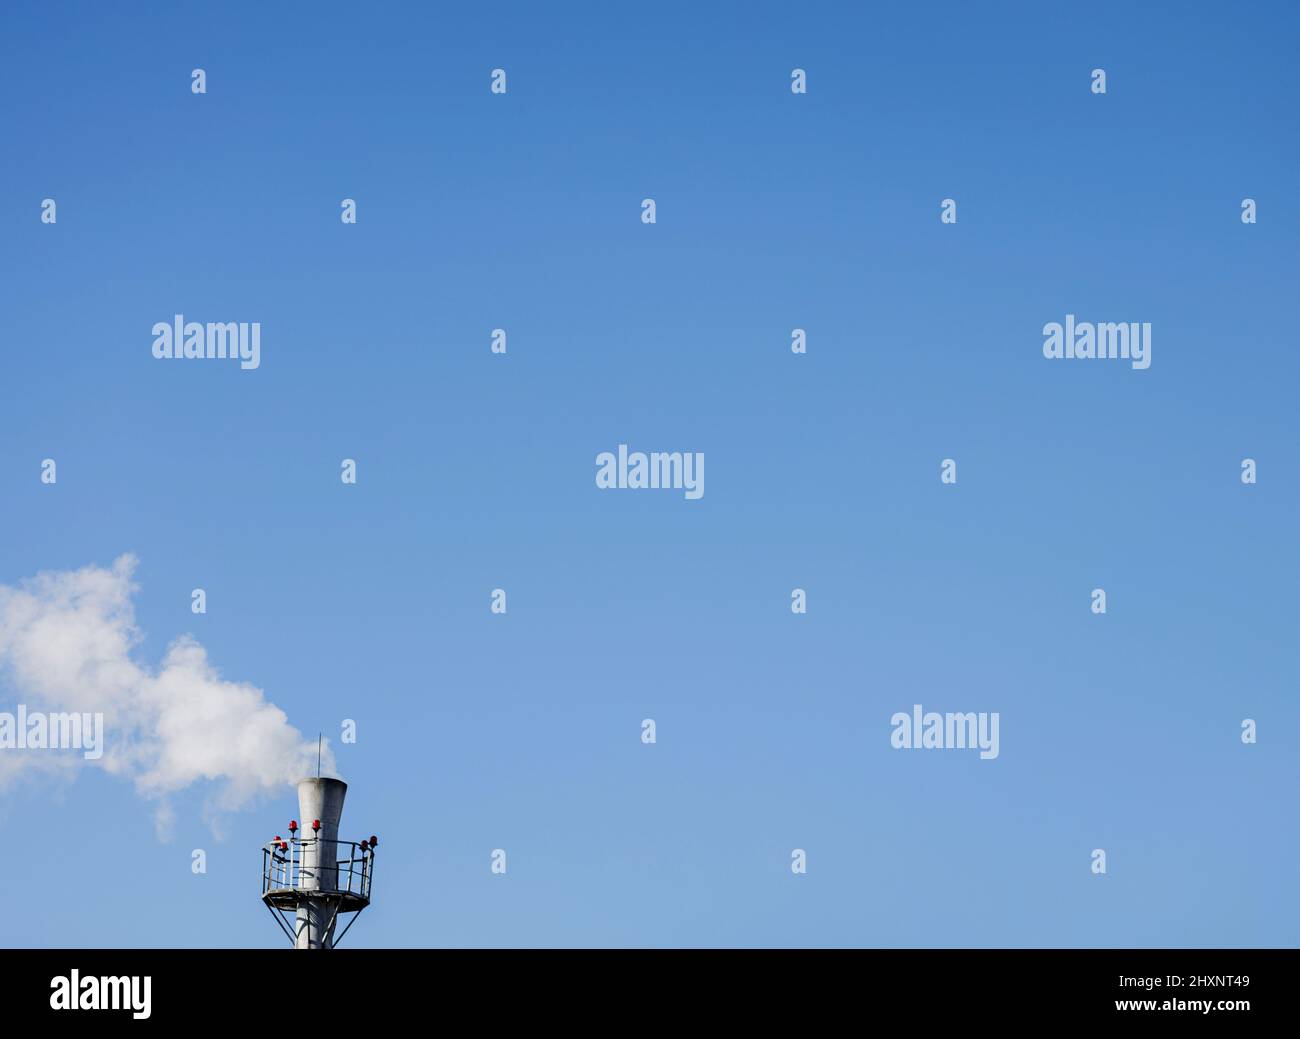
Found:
<box><xmin>261</xmin><ymin>776</ymin><xmax>376</xmax><ymax>949</ymax></box>
<box><xmin>295</xmin><ymin>778</ymin><xmax>346</xmax><ymax>948</ymax></box>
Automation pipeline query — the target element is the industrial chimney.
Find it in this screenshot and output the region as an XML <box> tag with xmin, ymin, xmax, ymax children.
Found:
<box><xmin>260</xmin><ymin>777</ymin><xmax>377</xmax><ymax>949</ymax></box>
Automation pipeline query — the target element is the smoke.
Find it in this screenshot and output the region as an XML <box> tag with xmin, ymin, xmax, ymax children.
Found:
<box><xmin>0</xmin><ymin>555</ymin><xmax>333</xmax><ymax>836</ymax></box>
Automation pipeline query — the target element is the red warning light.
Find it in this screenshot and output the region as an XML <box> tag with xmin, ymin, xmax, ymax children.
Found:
<box><xmin>312</xmin><ymin>819</ymin><xmax>321</xmax><ymax>832</ymax></box>
<box><xmin>289</xmin><ymin>820</ymin><xmax>298</xmax><ymax>832</ymax></box>
<box><xmin>369</xmin><ymin>835</ymin><xmax>378</xmax><ymax>848</ymax></box>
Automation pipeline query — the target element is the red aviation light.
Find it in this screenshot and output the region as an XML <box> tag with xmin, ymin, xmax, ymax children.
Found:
<box><xmin>289</xmin><ymin>820</ymin><xmax>298</xmax><ymax>832</ymax></box>
<box><xmin>369</xmin><ymin>835</ymin><xmax>378</xmax><ymax>849</ymax></box>
<box><xmin>312</xmin><ymin>819</ymin><xmax>321</xmax><ymax>832</ymax></box>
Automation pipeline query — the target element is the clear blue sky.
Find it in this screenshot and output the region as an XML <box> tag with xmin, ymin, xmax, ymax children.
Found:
<box><xmin>1</xmin><ymin>1</ymin><xmax>1297</xmax><ymax>947</ymax></box>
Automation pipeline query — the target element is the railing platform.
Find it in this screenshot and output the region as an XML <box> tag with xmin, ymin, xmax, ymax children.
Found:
<box><xmin>260</xmin><ymin>835</ymin><xmax>375</xmax><ymax>912</ymax></box>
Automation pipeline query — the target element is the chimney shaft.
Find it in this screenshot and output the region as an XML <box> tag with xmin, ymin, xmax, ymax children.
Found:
<box><xmin>294</xmin><ymin>777</ymin><xmax>347</xmax><ymax>948</ymax></box>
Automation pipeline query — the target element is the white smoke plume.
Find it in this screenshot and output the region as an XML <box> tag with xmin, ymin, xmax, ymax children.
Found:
<box><xmin>0</xmin><ymin>555</ymin><xmax>333</xmax><ymax>836</ymax></box>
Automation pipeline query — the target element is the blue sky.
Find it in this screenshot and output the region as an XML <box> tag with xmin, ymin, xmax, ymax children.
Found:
<box><xmin>1</xmin><ymin>0</ymin><xmax>1297</xmax><ymax>947</ymax></box>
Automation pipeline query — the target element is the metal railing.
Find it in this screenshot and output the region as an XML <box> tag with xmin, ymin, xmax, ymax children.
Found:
<box><xmin>261</xmin><ymin>836</ymin><xmax>375</xmax><ymax>903</ymax></box>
